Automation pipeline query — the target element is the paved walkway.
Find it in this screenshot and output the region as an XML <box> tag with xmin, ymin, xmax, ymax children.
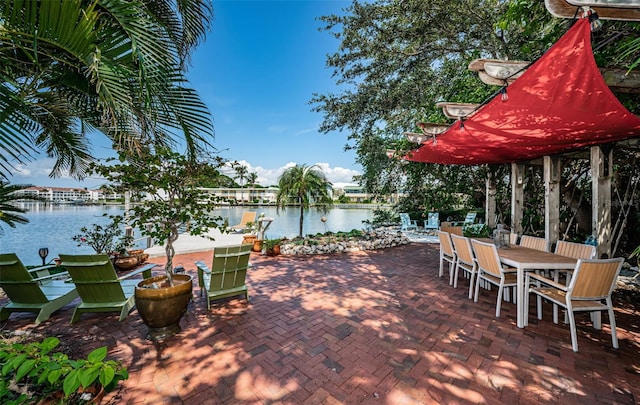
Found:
<box><xmin>2</xmin><ymin>244</ymin><xmax>639</xmax><ymax>404</ymax></box>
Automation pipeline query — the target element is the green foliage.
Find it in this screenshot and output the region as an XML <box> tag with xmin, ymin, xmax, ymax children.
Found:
<box><xmin>262</xmin><ymin>238</ymin><xmax>282</xmax><ymax>250</ymax></box>
<box><xmin>0</xmin><ymin>0</ymin><xmax>214</xmax><ymax>180</ymax></box>
<box><xmin>72</xmin><ymin>217</ymin><xmax>130</xmax><ymax>254</ymax></box>
<box><xmin>362</xmin><ymin>209</ymin><xmax>397</xmax><ymax>227</ymax></box>
<box><xmin>0</xmin><ymin>182</ymin><xmax>31</xmax><ymax>234</ymax></box>
<box><xmin>463</xmin><ymin>224</ymin><xmax>490</xmax><ymax>238</ymax></box>
<box><xmin>631</xmin><ymin>245</ymin><xmax>640</xmax><ymax>267</ymax></box>
<box><xmin>92</xmin><ymin>147</ymin><xmax>227</xmax><ymax>280</ymax></box>
<box><xmin>0</xmin><ymin>336</ymin><xmax>127</xmax><ymax>403</ymax></box>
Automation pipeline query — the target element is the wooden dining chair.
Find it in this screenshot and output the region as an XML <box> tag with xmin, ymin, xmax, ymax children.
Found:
<box><xmin>519</xmin><ymin>235</ymin><xmax>549</xmax><ymax>252</ymax></box>
<box><xmin>450</xmin><ymin>234</ymin><xmax>477</xmax><ymax>298</ymax></box>
<box><xmin>437</xmin><ymin>231</ymin><xmax>456</xmax><ymax>280</ymax></box>
<box><xmin>524</xmin><ymin>258</ymin><xmax>624</xmax><ymax>352</ymax></box>
<box><xmin>440</xmin><ymin>226</ymin><xmax>463</xmax><ymax>236</ymax></box>
<box><xmin>471</xmin><ymin>239</ymin><xmax>518</xmax><ymax>317</ymax></box>
<box><xmin>550</xmin><ymin>240</ymin><xmax>598</xmax><ymax>322</ymax></box>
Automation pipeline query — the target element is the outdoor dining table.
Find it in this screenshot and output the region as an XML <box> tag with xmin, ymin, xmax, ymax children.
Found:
<box><xmin>475</xmin><ymin>239</ymin><xmax>577</xmax><ymax>328</ymax></box>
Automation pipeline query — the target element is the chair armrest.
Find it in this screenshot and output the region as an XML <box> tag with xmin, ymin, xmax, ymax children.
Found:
<box><xmin>118</xmin><ymin>263</ymin><xmax>156</xmax><ymax>280</ymax></box>
<box><xmin>32</xmin><ymin>271</ymin><xmax>70</xmax><ymax>283</ymax></box>
<box><xmin>195</xmin><ymin>261</ymin><xmax>210</xmax><ymax>292</ymax></box>
<box><xmin>28</xmin><ymin>264</ymin><xmax>57</xmax><ymax>274</ymax></box>
<box><xmin>526</xmin><ymin>272</ymin><xmax>568</xmax><ymax>291</ymax></box>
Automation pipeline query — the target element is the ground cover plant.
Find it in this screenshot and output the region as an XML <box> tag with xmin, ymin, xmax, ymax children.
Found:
<box><xmin>0</xmin><ymin>335</ymin><xmax>127</xmax><ymax>404</ymax></box>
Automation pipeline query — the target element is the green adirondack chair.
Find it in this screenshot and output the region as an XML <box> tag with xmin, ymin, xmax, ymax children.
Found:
<box><xmin>0</xmin><ymin>253</ymin><xmax>79</xmax><ymax>324</ymax></box>
<box><xmin>195</xmin><ymin>244</ymin><xmax>252</xmax><ymax>310</ymax></box>
<box><xmin>59</xmin><ymin>254</ymin><xmax>155</xmax><ymax>323</ymax></box>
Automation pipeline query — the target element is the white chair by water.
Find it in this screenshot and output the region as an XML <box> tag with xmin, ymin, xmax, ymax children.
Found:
<box><xmin>399</xmin><ymin>213</ymin><xmax>418</xmax><ymax>231</ymax></box>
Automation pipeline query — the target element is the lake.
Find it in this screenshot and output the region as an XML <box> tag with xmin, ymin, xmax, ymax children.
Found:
<box><xmin>2</xmin><ymin>203</ymin><xmax>374</xmax><ymax>265</ymax></box>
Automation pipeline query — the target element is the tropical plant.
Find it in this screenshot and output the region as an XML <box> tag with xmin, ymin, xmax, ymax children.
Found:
<box><xmin>0</xmin><ymin>336</ymin><xmax>128</xmax><ymax>403</ymax></box>
<box><xmin>232</xmin><ymin>163</ymin><xmax>249</xmax><ymax>203</ymax></box>
<box><xmin>262</xmin><ymin>237</ymin><xmax>282</xmax><ymax>250</ymax></box>
<box><xmin>72</xmin><ymin>217</ymin><xmax>129</xmax><ymax>254</ymax></box>
<box><xmin>0</xmin><ymin>0</ymin><xmax>214</xmax><ymax>181</ymax></box>
<box><xmin>0</xmin><ymin>181</ymin><xmax>32</xmax><ymax>235</ymax></box>
<box><xmin>92</xmin><ymin>147</ymin><xmax>227</xmax><ymax>285</ymax></box>
<box><xmin>276</xmin><ymin>164</ymin><xmax>333</xmax><ymax>237</ymax></box>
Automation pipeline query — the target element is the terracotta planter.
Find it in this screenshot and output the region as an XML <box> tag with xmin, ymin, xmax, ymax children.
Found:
<box><xmin>135</xmin><ymin>274</ymin><xmax>192</xmax><ymax>341</ymax></box>
<box><xmin>252</xmin><ymin>239</ymin><xmax>263</xmax><ymax>252</ymax></box>
<box><xmin>242</xmin><ymin>234</ymin><xmax>257</xmax><ymax>245</ymax></box>
<box><xmin>114</xmin><ymin>256</ymin><xmax>138</xmax><ymax>270</ymax></box>
<box><xmin>266</xmin><ymin>245</ymin><xmax>280</xmax><ymax>256</ymax></box>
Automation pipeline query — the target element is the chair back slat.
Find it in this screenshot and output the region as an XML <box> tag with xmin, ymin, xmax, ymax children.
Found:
<box><xmin>59</xmin><ymin>254</ymin><xmax>126</xmax><ymax>303</ymax></box>
<box><xmin>440</xmin><ymin>226</ymin><xmax>463</xmax><ymax>236</ymax></box>
<box><xmin>209</xmin><ymin>245</ymin><xmax>252</xmax><ymax>291</ymax></box>
<box><xmin>554</xmin><ymin>241</ymin><xmax>596</xmax><ymax>260</ymax></box>
<box><xmin>569</xmin><ymin>258</ymin><xmax>623</xmax><ymax>299</ymax></box>
<box><xmin>437</xmin><ymin>231</ymin><xmax>455</xmax><ymax>256</ymax></box>
<box><xmin>519</xmin><ymin>235</ymin><xmax>549</xmax><ymax>252</ymax></box>
<box><xmin>450</xmin><ymin>234</ymin><xmax>473</xmax><ymax>265</ymax></box>
<box><xmin>0</xmin><ymin>253</ymin><xmax>48</xmax><ymax>303</ymax></box>
<box><xmin>471</xmin><ymin>240</ymin><xmax>502</xmax><ymax>278</ymax></box>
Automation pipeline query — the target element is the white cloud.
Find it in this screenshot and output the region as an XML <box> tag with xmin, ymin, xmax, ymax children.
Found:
<box><xmin>9</xmin><ymin>158</ymin><xmax>361</xmax><ymax>190</ymax></box>
<box><xmin>224</xmin><ymin>160</ymin><xmax>359</xmax><ymax>188</ymax></box>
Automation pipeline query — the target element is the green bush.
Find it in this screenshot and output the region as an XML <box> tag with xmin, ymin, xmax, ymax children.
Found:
<box><xmin>0</xmin><ymin>336</ymin><xmax>128</xmax><ymax>404</ymax></box>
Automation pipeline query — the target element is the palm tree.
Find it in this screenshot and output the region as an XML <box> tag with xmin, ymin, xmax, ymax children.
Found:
<box><xmin>276</xmin><ymin>164</ymin><xmax>333</xmax><ymax>237</ymax></box>
<box><xmin>0</xmin><ymin>0</ymin><xmax>214</xmax><ymax>181</ymax></box>
<box><xmin>233</xmin><ymin>164</ymin><xmax>249</xmax><ymax>203</ymax></box>
<box><xmin>247</xmin><ymin>172</ymin><xmax>258</xmax><ymax>187</ymax></box>
<box><xmin>0</xmin><ymin>182</ymin><xmax>31</xmax><ymax>235</ymax></box>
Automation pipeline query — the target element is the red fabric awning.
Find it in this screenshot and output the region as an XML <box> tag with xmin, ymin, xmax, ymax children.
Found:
<box><xmin>407</xmin><ymin>18</ymin><xmax>640</xmax><ymax>165</ymax></box>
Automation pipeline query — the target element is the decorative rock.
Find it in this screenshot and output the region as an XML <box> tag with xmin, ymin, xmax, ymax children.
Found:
<box><xmin>280</xmin><ymin>230</ymin><xmax>410</xmax><ymax>255</ymax></box>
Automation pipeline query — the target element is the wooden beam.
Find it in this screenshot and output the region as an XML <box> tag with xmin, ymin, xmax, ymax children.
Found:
<box><xmin>567</xmin><ymin>0</ymin><xmax>640</xmax><ymax>8</ymax></box>
<box><xmin>434</xmin><ymin>102</ymin><xmax>481</xmax><ymax>119</ymax></box>
<box><xmin>470</xmin><ymin>58</ymin><xmax>640</xmax><ymax>90</ymax></box>
<box><xmin>511</xmin><ymin>163</ymin><xmax>525</xmax><ymax>236</ymax></box>
<box><xmin>591</xmin><ymin>145</ymin><xmax>613</xmax><ymax>258</ymax></box>
<box><xmin>415</xmin><ymin>122</ymin><xmax>450</xmax><ymax>135</ymax></box>
<box><xmin>486</xmin><ymin>173</ymin><xmax>497</xmax><ymax>229</ymax></box>
<box><xmin>483</xmin><ymin>61</ymin><xmax>529</xmax><ymax>80</ymax></box>
<box><xmin>545</xmin><ymin>0</ymin><xmax>640</xmax><ymax>20</ymax></box>
<box><xmin>543</xmin><ymin>156</ymin><xmax>561</xmax><ymax>247</ymax></box>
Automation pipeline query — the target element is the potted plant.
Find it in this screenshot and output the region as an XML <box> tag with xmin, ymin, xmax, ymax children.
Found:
<box><xmin>263</xmin><ymin>237</ymin><xmax>282</xmax><ymax>256</ymax></box>
<box><xmin>72</xmin><ymin>220</ymin><xmax>137</xmax><ymax>269</ymax></box>
<box><xmin>0</xmin><ymin>336</ymin><xmax>128</xmax><ymax>404</ymax></box>
<box><xmin>72</xmin><ymin>219</ymin><xmax>127</xmax><ymax>255</ymax></box>
<box><xmin>92</xmin><ymin>147</ymin><xmax>227</xmax><ymax>341</ymax></box>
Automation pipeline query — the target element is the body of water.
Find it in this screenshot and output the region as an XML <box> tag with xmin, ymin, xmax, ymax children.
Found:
<box><xmin>2</xmin><ymin>203</ymin><xmax>374</xmax><ymax>265</ymax></box>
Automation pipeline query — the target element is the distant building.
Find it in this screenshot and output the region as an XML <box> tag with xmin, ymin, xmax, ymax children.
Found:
<box><xmin>13</xmin><ymin>186</ymin><xmax>121</xmax><ymax>203</ymax></box>
<box><xmin>199</xmin><ymin>187</ymin><xmax>279</xmax><ymax>204</ymax></box>
<box><xmin>333</xmin><ymin>185</ymin><xmax>403</xmax><ymax>204</ymax></box>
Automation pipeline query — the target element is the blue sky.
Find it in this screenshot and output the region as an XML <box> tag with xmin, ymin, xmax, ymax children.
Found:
<box><xmin>10</xmin><ymin>0</ymin><xmax>360</xmax><ymax>189</ymax></box>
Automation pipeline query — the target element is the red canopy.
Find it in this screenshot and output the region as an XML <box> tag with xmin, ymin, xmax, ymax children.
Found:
<box><xmin>407</xmin><ymin>17</ymin><xmax>640</xmax><ymax>165</ymax></box>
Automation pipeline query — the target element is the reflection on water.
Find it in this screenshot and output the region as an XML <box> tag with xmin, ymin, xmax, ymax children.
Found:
<box><xmin>2</xmin><ymin>203</ymin><xmax>374</xmax><ymax>265</ymax></box>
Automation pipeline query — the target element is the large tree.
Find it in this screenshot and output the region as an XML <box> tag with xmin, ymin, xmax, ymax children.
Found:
<box><xmin>0</xmin><ymin>0</ymin><xmax>215</xmax><ymax>181</ymax></box>
<box><xmin>311</xmin><ymin>0</ymin><xmax>640</xmax><ymax>250</ymax></box>
<box><xmin>276</xmin><ymin>164</ymin><xmax>333</xmax><ymax>237</ymax></box>
<box><xmin>310</xmin><ymin>0</ymin><xmax>563</xmax><ymax>208</ymax></box>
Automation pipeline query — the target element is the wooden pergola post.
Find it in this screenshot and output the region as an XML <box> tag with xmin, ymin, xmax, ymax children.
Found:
<box><xmin>591</xmin><ymin>145</ymin><xmax>613</xmax><ymax>258</ymax></box>
<box><xmin>543</xmin><ymin>156</ymin><xmax>561</xmax><ymax>248</ymax></box>
<box><xmin>511</xmin><ymin>163</ymin><xmax>525</xmax><ymax>236</ymax></box>
<box><xmin>486</xmin><ymin>172</ymin><xmax>497</xmax><ymax>228</ymax></box>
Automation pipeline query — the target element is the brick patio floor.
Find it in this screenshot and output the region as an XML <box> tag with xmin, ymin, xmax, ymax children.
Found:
<box><xmin>2</xmin><ymin>243</ymin><xmax>639</xmax><ymax>404</ymax></box>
